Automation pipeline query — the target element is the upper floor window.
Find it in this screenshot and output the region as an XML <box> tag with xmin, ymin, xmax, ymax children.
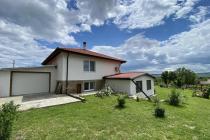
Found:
<box><xmin>147</xmin><ymin>80</ymin><xmax>151</xmax><ymax>90</ymax></box>
<box><xmin>83</xmin><ymin>60</ymin><xmax>95</xmax><ymax>72</ymax></box>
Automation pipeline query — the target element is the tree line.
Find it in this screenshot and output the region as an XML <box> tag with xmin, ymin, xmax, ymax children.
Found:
<box><xmin>161</xmin><ymin>67</ymin><xmax>197</xmax><ymax>88</ymax></box>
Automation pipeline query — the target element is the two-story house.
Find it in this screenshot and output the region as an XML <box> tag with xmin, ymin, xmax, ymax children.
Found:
<box><xmin>0</xmin><ymin>42</ymin><xmax>154</xmax><ymax>98</ymax></box>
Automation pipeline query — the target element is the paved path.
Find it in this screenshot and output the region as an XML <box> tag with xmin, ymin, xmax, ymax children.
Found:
<box><xmin>0</xmin><ymin>94</ymin><xmax>80</xmax><ymax>111</ymax></box>
<box><xmin>20</xmin><ymin>96</ymin><xmax>80</xmax><ymax>111</ymax></box>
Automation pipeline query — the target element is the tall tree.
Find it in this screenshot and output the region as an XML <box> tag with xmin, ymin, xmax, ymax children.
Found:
<box><xmin>161</xmin><ymin>71</ymin><xmax>169</xmax><ymax>87</ymax></box>
<box><xmin>168</xmin><ymin>71</ymin><xmax>177</xmax><ymax>84</ymax></box>
<box><xmin>175</xmin><ymin>67</ymin><xmax>196</xmax><ymax>88</ymax></box>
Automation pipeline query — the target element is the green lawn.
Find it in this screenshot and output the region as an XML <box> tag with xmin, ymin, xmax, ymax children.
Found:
<box><xmin>12</xmin><ymin>87</ymin><xmax>210</xmax><ymax>140</ymax></box>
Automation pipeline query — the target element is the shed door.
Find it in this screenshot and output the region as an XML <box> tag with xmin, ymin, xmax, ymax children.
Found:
<box><xmin>11</xmin><ymin>72</ymin><xmax>50</xmax><ymax>96</ymax></box>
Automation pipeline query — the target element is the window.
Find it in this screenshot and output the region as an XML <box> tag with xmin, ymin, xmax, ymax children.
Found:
<box><xmin>83</xmin><ymin>61</ymin><xmax>89</xmax><ymax>71</ymax></box>
<box><xmin>147</xmin><ymin>80</ymin><xmax>151</xmax><ymax>90</ymax></box>
<box><xmin>136</xmin><ymin>81</ymin><xmax>142</xmax><ymax>93</ymax></box>
<box><xmin>84</xmin><ymin>81</ymin><xmax>95</xmax><ymax>91</ymax></box>
<box><xmin>90</xmin><ymin>61</ymin><xmax>95</xmax><ymax>71</ymax></box>
<box><xmin>83</xmin><ymin>60</ymin><xmax>95</xmax><ymax>72</ymax></box>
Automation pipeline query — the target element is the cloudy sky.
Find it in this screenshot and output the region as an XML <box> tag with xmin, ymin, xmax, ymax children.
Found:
<box><xmin>0</xmin><ymin>0</ymin><xmax>210</xmax><ymax>73</ymax></box>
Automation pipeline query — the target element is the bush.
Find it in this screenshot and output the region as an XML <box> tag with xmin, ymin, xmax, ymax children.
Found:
<box><xmin>152</xmin><ymin>96</ymin><xmax>160</xmax><ymax>106</ymax></box>
<box><xmin>96</xmin><ymin>85</ymin><xmax>114</xmax><ymax>98</ymax></box>
<box><xmin>152</xmin><ymin>97</ymin><xmax>165</xmax><ymax>118</ymax></box>
<box><xmin>167</xmin><ymin>89</ymin><xmax>184</xmax><ymax>106</ymax></box>
<box><xmin>117</xmin><ymin>96</ymin><xmax>126</xmax><ymax>108</ymax></box>
<box><xmin>136</xmin><ymin>96</ymin><xmax>140</xmax><ymax>102</ymax></box>
<box><xmin>154</xmin><ymin>107</ymin><xmax>165</xmax><ymax>118</ymax></box>
<box><xmin>202</xmin><ymin>88</ymin><xmax>210</xmax><ymax>99</ymax></box>
<box><xmin>0</xmin><ymin>101</ymin><xmax>19</xmax><ymax>140</ymax></box>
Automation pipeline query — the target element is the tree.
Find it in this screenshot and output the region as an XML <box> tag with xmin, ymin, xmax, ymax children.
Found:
<box><xmin>168</xmin><ymin>71</ymin><xmax>177</xmax><ymax>84</ymax></box>
<box><xmin>161</xmin><ymin>71</ymin><xmax>169</xmax><ymax>87</ymax></box>
<box><xmin>175</xmin><ymin>67</ymin><xmax>197</xmax><ymax>88</ymax></box>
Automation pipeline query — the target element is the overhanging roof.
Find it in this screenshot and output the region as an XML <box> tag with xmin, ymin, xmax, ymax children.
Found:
<box><xmin>104</xmin><ymin>72</ymin><xmax>155</xmax><ymax>80</ymax></box>
<box><xmin>42</xmin><ymin>47</ymin><xmax>126</xmax><ymax>65</ymax></box>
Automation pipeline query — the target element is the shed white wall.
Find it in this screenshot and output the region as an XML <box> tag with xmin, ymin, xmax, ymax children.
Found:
<box><xmin>0</xmin><ymin>71</ymin><xmax>10</xmax><ymax>97</ymax></box>
<box><xmin>105</xmin><ymin>79</ymin><xmax>132</xmax><ymax>95</ymax></box>
<box><xmin>105</xmin><ymin>75</ymin><xmax>154</xmax><ymax>97</ymax></box>
<box><xmin>131</xmin><ymin>75</ymin><xmax>154</xmax><ymax>97</ymax></box>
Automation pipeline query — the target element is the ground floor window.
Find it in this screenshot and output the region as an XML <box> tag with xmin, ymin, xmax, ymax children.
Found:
<box><xmin>84</xmin><ymin>81</ymin><xmax>95</xmax><ymax>91</ymax></box>
<box><xmin>136</xmin><ymin>81</ymin><xmax>142</xmax><ymax>93</ymax></box>
<box><xmin>147</xmin><ymin>80</ymin><xmax>151</xmax><ymax>90</ymax></box>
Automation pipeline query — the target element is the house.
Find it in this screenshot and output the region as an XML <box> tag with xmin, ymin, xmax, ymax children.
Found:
<box><xmin>0</xmin><ymin>42</ymin><xmax>155</xmax><ymax>98</ymax></box>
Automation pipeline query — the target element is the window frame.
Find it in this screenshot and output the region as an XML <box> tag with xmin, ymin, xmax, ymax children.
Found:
<box><xmin>146</xmin><ymin>80</ymin><xmax>152</xmax><ymax>90</ymax></box>
<box><xmin>136</xmin><ymin>81</ymin><xmax>142</xmax><ymax>93</ymax></box>
<box><xmin>83</xmin><ymin>60</ymin><xmax>95</xmax><ymax>72</ymax></box>
<box><xmin>83</xmin><ymin>81</ymin><xmax>95</xmax><ymax>91</ymax></box>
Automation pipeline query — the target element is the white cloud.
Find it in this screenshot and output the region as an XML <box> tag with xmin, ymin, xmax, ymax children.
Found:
<box><xmin>92</xmin><ymin>19</ymin><xmax>210</xmax><ymax>73</ymax></box>
<box><xmin>189</xmin><ymin>6</ymin><xmax>210</xmax><ymax>23</ymax></box>
<box><xmin>175</xmin><ymin>0</ymin><xmax>199</xmax><ymax>18</ymax></box>
<box><xmin>0</xmin><ymin>0</ymin><xmax>207</xmax><ymax>69</ymax></box>
<box><xmin>113</xmin><ymin>0</ymin><xmax>199</xmax><ymax>29</ymax></box>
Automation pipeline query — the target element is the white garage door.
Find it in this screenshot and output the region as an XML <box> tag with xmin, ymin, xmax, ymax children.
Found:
<box><xmin>12</xmin><ymin>72</ymin><xmax>50</xmax><ymax>96</ymax></box>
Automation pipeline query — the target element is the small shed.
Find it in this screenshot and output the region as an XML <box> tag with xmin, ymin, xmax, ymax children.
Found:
<box><xmin>104</xmin><ymin>72</ymin><xmax>155</xmax><ymax>98</ymax></box>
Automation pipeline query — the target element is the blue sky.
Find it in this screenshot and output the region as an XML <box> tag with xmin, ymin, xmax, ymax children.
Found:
<box><xmin>0</xmin><ymin>0</ymin><xmax>210</xmax><ymax>73</ymax></box>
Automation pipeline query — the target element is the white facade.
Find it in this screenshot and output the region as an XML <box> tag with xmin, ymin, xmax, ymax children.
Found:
<box><xmin>0</xmin><ymin>71</ymin><xmax>11</xmax><ymax>97</ymax></box>
<box><xmin>105</xmin><ymin>75</ymin><xmax>154</xmax><ymax>98</ymax></box>
<box><xmin>131</xmin><ymin>75</ymin><xmax>155</xmax><ymax>98</ymax></box>
<box><xmin>105</xmin><ymin>79</ymin><xmax>131</xmax><ymax>95</ymax></box>
<box><xmin>48</xmin><ymin>52</ymin><xmax>121</xmax><ymax>81</ymax></box>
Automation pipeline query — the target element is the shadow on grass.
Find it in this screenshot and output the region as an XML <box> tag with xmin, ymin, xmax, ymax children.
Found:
<box><xmin>114</xmin><ymin>105</ymin><xmax>127</xmax><ymax>110</ymax></box>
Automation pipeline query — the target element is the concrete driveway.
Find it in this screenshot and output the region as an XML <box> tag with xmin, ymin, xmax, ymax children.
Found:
<box><xmin>0</xmin><ymin>93</ymin><xmax>80</xmax><ymax>111</ymax></box>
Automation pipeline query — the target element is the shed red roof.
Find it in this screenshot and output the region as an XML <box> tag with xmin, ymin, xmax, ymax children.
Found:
<box><xmin>104</xmin><ymin>72</ymin><xmax>155</xmax><ymax>80</ymax></box>
<box><xmin>42</xmin><ymin>47</ymin><xmax>126</xmax><ymax>65</ymax></box>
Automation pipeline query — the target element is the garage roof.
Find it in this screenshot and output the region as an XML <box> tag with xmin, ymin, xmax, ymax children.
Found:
<box><xmin>0</xmin><ymin>65</ymin><xmax>56</xmax><ymax>71</ymax></box>
<box><xmin>104</xmin><ymin>72</ymin><xmax>155</xmax><ymax>80</ymax></box>
<box><xmin>42</xmin><ymin>47</ymin><xmax>126</xmax><ymax>65</ymax></box>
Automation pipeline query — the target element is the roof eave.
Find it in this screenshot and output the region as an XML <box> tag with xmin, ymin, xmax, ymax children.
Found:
<box><xmin>42</xmin><ymin>47</ymin><xmax>126</xmax><ymax>65</ymax></box>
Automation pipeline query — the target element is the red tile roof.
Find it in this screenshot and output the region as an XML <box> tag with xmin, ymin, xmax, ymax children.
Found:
<box><xmin>42</xmin><ymin>47</ymin><xmax>126</xmax><ymax>65</ymax></box>
<box><xmin>104</xmin><ymin>72</ymin><xmax>155</xmax><ymax>79</ymax></box>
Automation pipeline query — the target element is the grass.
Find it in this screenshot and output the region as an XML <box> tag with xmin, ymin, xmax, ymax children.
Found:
<box><xmin>12</xmin><ymin>87</ymin><xmax>210</xmax><ymax>140</ymax></box>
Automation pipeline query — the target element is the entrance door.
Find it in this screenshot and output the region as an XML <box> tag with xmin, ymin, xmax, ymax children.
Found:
<box><xmin>76</xmin><ymin>84</ymin><xmax>81</xmax><ymax>94</ymax></box>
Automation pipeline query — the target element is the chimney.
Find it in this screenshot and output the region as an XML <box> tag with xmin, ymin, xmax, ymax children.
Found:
<box><xmin>83</xmin><ymin>41</ymin><xmax>87</xmax><ymax>50</ymax></box>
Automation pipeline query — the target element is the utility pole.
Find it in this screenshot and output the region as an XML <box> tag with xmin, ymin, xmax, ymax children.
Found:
<box><xmin>12</xmin><ymin>60</ymin><xmax>15</xmax><ymax>68</ymax></box>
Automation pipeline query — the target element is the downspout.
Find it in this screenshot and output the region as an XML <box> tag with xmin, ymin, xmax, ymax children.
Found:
<box><xmin>66</xmin><ymin>53</ymin><xmax>69</xmax><ymax>94</ymax></box>
<box><xmin>131</xmin><ymin>79</ymin><xmax>151</xmax><ymax>101</ymax></box>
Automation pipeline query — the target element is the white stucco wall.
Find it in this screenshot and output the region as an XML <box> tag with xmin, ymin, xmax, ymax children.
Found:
<box><xmin>67</xmin><ymin>53</ymin><xmax>121</xmax><ymax>81</ymax></box>
<box><xmin>131</xmin><ymin>75</ymin><xmax>155</xmax><ymax>97</ymax></box>
<box><xmin>105</xmin><ymin>75</ymin><xmax>154</xmax><ymax>97</ymax></box>
<box><xmin>0</xmin><ymin>66</ymin><xmax>57</xmax><ymax>97</ymax></box>
<box><xmin>47</xmin><ymin>53</ymin><xmax>66</xmax><ymax>81</ymax></box>
<box><xmin>50</xmin><ymin>52</ymin><xmax>121</xmax><ymax>81</ymax></box>
<box><xmin>105</xmin><ymin>79</ymin><xmax>131</xmax><ymax>95</ymax></box>
<box><xmin>0</xmin><ymin>71</ymin><xmax>10</xmax><ymax>97</ymax></box>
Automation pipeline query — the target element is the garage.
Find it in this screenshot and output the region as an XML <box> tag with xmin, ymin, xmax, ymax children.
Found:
<box><xmin>0</xmin><ymin>66</ymin><xmax>57</xmax><ymax>97</ymax></box>
<box><xmin>11</xmin><ymin>72</ymin><xmax>51</xmax><ymax>96</ymax></box>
